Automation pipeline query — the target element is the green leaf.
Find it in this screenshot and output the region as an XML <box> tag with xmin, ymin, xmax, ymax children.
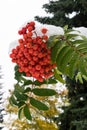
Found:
<box><xmin>15</xmin><ymin>70</ymin><xmax>22</xmax><ymax>81</ymax></box>
<box><xmin>75</xmin><ymin>72</ymin><xmax>83</xmax><ymax>84</ymax></box>
<box><xmin>33</xmin><ymin>80</ymin><xmax>46</xmax><ymax>86</ymax></box>
<box><xmin>79</xmin><ymin>48</ymin><xmax>87</xmax><ymax>54</ymax></box>
<box><xmin>64</xmin><ymin>28</ymin><xmax>75</xmax><ymax>34</ymax></box>
<box><xmin>30</xmin><ymin>97</ymin><xmax>49</xmax><ymax>111</ymax></box>
<box><xmin>34</xmin><ymin>78</ymin><xmax>57</xmax><ymax>85</ymax></box>
<box><xmin>66</xmin><ymin>33</ymin><xmax>79</xmax><ymax>40</ymax></box>
<box><xmin>68</xmin><ymin>53</ymin><xmax>79</xmax><ymax>78</ymax></box>
<box><xmin>47</xmin><ymin>77</ymin><xmax>57</xmax><ymax>84</ymax></box>
<box><xmin>14</xmin><ymin>90</ymin><xmax>28</xmax><ymax>101</ymax></box>
<box><xmin>79</xmin><ymin>58</ymin><xmax>87</xmax><ymax>76</ymax></box>
<box><xmin>54</xmin><ymin>69</ymin><xmax>65</xmax><ymax>83</ymax></box>
<box><xmin>9</xmin><ymin>95</ymin><xmax>18</xmax><ymax>106</ymax></box>
<box><xmin>24</xmin><ymin>87</ymin><xmax>31</xmax><ymax>93</ymax></box>
<box><xmin>63</xmin><ymin>25</ymin><xmax>68</xmax><ymax>32</ymax></box>
<box><xmin>14</xmin><ymin>65</ymin><xmax>19</xmax><ymax>71</ymax></box>
<box><xmin>51</xmin><ymin>40</ymin><xmax>64</xmax><ymax>63</ymax></box>
<box><xmin>82</xmin><ymin>75</ymin><xmax>87</xmax><ymax>81</ymax></box>
<box><xmin>81</xmin><ymin>35</ymin><xmax>87</xmax><ymax>41</ymax></box>
<box><xmin>47</xmin><ymin>35</ymin><xmax>59</xmax><ymax>48</ymax></box>
<box><xmin>56</xmin><ymin>46</ymin><xmax>74</xmax><ymax>73</ymax></box>
<box><xmin>23</xmin><ymin>104</ymin><xmax>32</xmax><ymax>120</ymax></box>
<box><xmin>15</xmin><ymin>83</ymin><xmax>24</xmax><ymax>93</ymax></box>
<box><xmin>60</xmin><ymin>49</ymin><xmax>74</xmax><ymax>73</ymax></box>
<box><xmin>18</xmin><ymin>101</ymin><xmax>25</xmax><ymax>108</ymax></box>
<box><xmin>71</xmin><ymin>39</ymin><xmax>85</xmax><ymax>45</ymax></box>
<box><xmin>14</xmin><ymin>65</ymin><xmax>26</xmax><ymax>82</ymax></box>
<box><xmin>56</xmin><ymin>46</ymin><xmax>71</xmax><ymax>68</ymax></box>
<box><xmin>18</xmin><ymin>107</ymin><xmax>23</xmax><ymax>119</ymax></box>
<box><xmin>32</xmin><ymin>88</ymin><xmax>57</xmax><ymax>96</ymax></box>
<box><xmin>77</xmin><ymin>43</ymin><xmax>87</xmax><ymax>50</ymax></box>
<box><xmin>23</xmin><ymin>80</ymin><xmax>33</xmax><ymax>86</ymax></box>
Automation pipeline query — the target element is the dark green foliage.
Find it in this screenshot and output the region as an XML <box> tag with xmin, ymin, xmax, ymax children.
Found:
<box><xmin>30</xmin><ymin>97</ymin><xmax>49</xmax><ymax>111</ymax></box>
<box><xmin>32</xmin><ymin>88</ymin><xmax>57</xmax><ymax>96</ymax></box>
<box><xmin>44</xmin><ymin>29</ymin><xmax>87</xmax><ymax>129</ymax></box>
<box><xmin>49</xmin><ymin>32</ymin><xmax>87</xmax><ymax>129</ymax></box>
<box><xmin>56</xmin><ymin>77</ymin><xmax>87</xmax><ymax>130</ymax></box>
<box><xmin>47</xmin><ymin>27</ymin><xmax>87</xmax><ymax>82</ymax></box>
<box><xmin>35</xmin><ymin>0</ymin><xmax>87</xmax><ymax>27</ymax></box>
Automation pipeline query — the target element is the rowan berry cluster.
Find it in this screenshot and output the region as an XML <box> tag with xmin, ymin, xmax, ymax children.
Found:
<box><xmin>10</xmin><ymin>21</ymin><xmax>56</xmax><ymax>82</ymax></box>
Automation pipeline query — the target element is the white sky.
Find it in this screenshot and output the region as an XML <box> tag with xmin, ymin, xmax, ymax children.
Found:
<box><xmin>0</xmin><ymin>0</ymin><xmax>49</xmax><ymax>92</ymax></box>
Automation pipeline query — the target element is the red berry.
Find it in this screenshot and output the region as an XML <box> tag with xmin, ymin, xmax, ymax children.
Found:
<box><xmin>28</xmin><ymin>26</ymin><xmax>33</xmax><ymax>32</ymax></box>
<box><xmin>41</xmin><ymin>28</ymin><xmax>48</xmax><ymax>34</ymax></box>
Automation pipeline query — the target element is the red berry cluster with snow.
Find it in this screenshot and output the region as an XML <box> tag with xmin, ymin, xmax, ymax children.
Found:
<box><xmin>10</xmin><ymin>21</ymin><xmax>56</xmax><ymax>82</ymax></box>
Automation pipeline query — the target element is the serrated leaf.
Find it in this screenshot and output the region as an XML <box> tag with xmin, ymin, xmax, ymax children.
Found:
<box><xmin>79</xmin><ymin>58</ymin><xmax>87</xmax><ymax>76</ymax></box>
<box><xmin>77</xmin><ymin>43</ymin><xmax>87</xmax><ymax>50</ymax></box>
<box><xmin>82</xmin><ymin>75</ymin><xmax>87</xmax><ymax>81</ymax></box>
<box><xmin>14</xmin><ymin>65</ymin><xmax>19</xmax><ymax>71</ymax></box>
<box><xmin>51</xmin><ymin>40</ymin><xmax>64</xmax><ymax>63</ymax></box>
<box><xmin>80</xmin><ymin>35</ymin><xmax>87</xmax><ymax>41</ymax></box>
<box><xmin>30</xmin><ymin>97</ymin><xmax>49</xmax><ymax>111</ymax></box>
<box><xmin>66</xmin><ymin>33</ymin><xmax>79</xmax><ymax>40</ymax></box>
<box><xmin>47</xmin><ymin>35</ymin><xmax>58</xmax><ymax>48</ymax></box>
<box><xmin>9</xmin><ymin>95</ymin><xmax>18</xmax><ymax>106</ymax></box>
<box><xmin>79</xmin><ymin>48</ymin><xmax>87</xmax><ymax>54</ymax></box>
<box><xmin>64</xmin><ymin>28</ymin><xmax>75</xmax><ymax>34</ymax></box>
<box><xmin>56</xmin><ymin>46</ymin><xmax>74</xmax><ymax>73</ymax></box>
<box><xmin>18</xmin><ymin>107</ymin><xmax>23</xmax><ymax>119</ymax></box>
<box><xmin>14</xmin><ymin>65</ymin><xmax>26</xmax><ymax>82</ymax></box>
<box><xmin>68</xmin><ymin>53</ymin><xmax>79</xmax><ymax>78</ymax></box>
<box><xmin>56</xmin><ymin>46</ymin><xmax>71</xmax><ymax>67</ymax></box>
<box><xmin>59</xmin><ymin>49</ymin><xmax>74</xmax><ymax>73</ymax></box>
<box><xmin>23</xmin><ymin>104</ymin><xmax>32</xmax><ymax>120</ymax></box>
<box><xmin>18</xmin><ymin>101</ymin><xmax>25</xmax><ymax>108</ymax></box>
<box><xmin>71</xmin><ymin>39</ymin><xmax>85</xmax><ymax>45</ymax></box>
<box><xmin>14</xmin><ymin>90</ymin><xmax>28</xmax><ymax>101</ymax></box>
<box><xmin>75</xmin><ymin>72</ymin><xmax>83</xmax><ymax>84</ymax></box>
<box><xmin>24</xmin><ymin>87</ymin><xmax>31</xmax><ymax>93</ymax></box>
<box><xmin>23</xmin><ymin>80</ymin><xmax>33</xmax><ymax>86</ymax></box>
<box><xmin>32</xmin><ymin>88</ymin><xmax>57</xmax><ymax>96</ymax></box>
<box><xmin>34</xmin><ymin>78</ymin><xmax>57</xmax><ymax>85</ymax></box>
<box><xmin>33</xmin><ymin>80</ymin><xmax>46</xmax><ymax>86</ymax></box>
<box><xmin>47</xmin><ymin>77</ymin><xmax>57</xmax><ymax>84</ymax></box>
<box><xmin>54</xmin><ymin>69</ymin><xmax>65</xmax><ymax>83</ymax></box>
<box><xmin>15</xmin><ymin>83</ymin><xmax>24</xmax><ymax>93</ymax></box>
<box><xmin>15</xmin><ymin>71</ymin><xmax>22</xmax><ymax>81</ymax></box>
<box><xmin>63</xmin><ymin>25</ymin><xmax>68</xmax><ymax>32</ymax></box>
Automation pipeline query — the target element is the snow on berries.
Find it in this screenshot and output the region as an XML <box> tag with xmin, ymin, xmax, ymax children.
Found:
<box><xmin>10</xmin><ymin>21</ymin><xmax>56</xmax><ymax>82</ymax></box>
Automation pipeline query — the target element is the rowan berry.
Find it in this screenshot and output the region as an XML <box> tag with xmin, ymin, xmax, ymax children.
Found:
<box><xmin>10</xmin><ymin>21</ymin><xmax>56</xmax><ymax>82</ymax></box>
<box><xmin>42</xmin><ymin>35</ymin><xmax>48</xmax><ymax>41</ymax></box>
<box><xmin>27</xmin><ymin>32</ymin><xmax>33</xmax><ymax>37</ymax></box>
<box><xmin>28</xmin><ymin>26</ymin><xmax>33</xmax><ymax>32</ymax></box>
<box><xmin>41</xmin><ymin>28</ymin><xmax>48</xmax><ymax>34</ymax></box>
<box><xmin>26</xmin><ymin>43</ymin><xmax>32</xmax><ymax>48</ymax></box>
<box><xmin>35</xmin><ymin>65</ymin><xmax>41</xmax><ymax>71</ymax></box>
<box><xmin>18</xmin><ymin>30</ymin><xmax>23</xmax><ymax>35</ymax></box>
<box><xmin>33</xmin><ymin>56</ymin><xmax>38</xmax><ymax>62</ymax></box>
<box><xmin>29</xmin><ymin>48</ymin><xmax>33</xmax><ymax>54</ymax></box>
<box><xmin>22</xmin><ymin>27</ymin><xmax>26</xmax><ymax>34</ymax></box>
<box><xmin>29</xmin><ymin>21</ymin><xmax>35</xmax><ymax>26</ymax></box>
<box><xmin>23</xmin><ymin>34</ymin><xmax>27</xmax><ymax>39</ymax></box>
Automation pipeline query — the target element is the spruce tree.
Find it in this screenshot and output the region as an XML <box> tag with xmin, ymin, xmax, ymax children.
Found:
<box><xmin>35</xmin><ymin>0</ymin><xmax>87</xmax><ymax>27</ymax></box>
<box><xmin>57</xmin><ymin>77</ymin><xmax>87</xmax><ymax>130</ymax></box>
<box><xmin>35</xmin><ymin>0</ymin><xmax>87</xmax><ymax>129</ymax></box>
